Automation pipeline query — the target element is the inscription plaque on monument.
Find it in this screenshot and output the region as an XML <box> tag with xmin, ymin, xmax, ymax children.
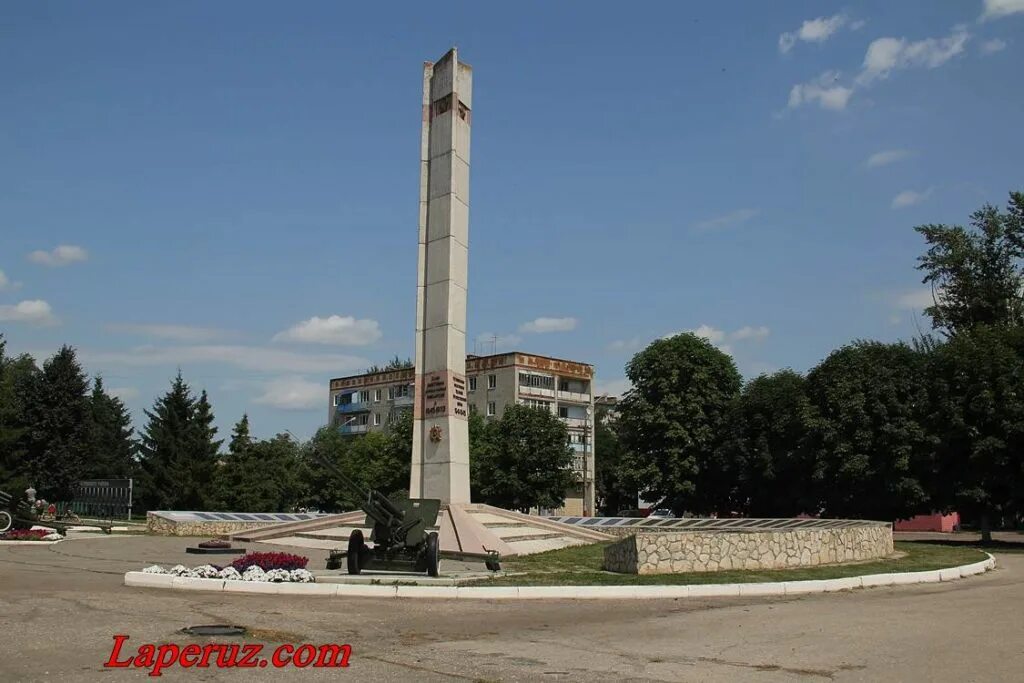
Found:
<box><xmin>421</xmin><ymin>371</ymin><xmax>468</xmax><ymax>419</ymax></box>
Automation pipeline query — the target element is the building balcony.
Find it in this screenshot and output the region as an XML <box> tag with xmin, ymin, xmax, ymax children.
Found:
<box><xmin>557</xmin><ymin>390</ymin><xmax>591</xmax><ymax>403</ymax></box>
<box><xmin>561</xmin><ymin>416</ymin><xmax>589</xmax><ymax>429</ymax></box>
<box><xmin>336</xmin><ymin>402</ymin><xmax>370</xmax><ymax>414</ymax></box>
<box><xmin>519</xmin><ymin>385</ymin><xmax>555</xmax><ymax>398</ymax></box>
<box><xmin>338</xmin><ymin>423</ymin><xmax>370</xmax><ymax>435</ymax></box>
<box><xmin>392</xmin><ymin>395</ymin><xmax>414</xmax><ymax>408</ymax></box>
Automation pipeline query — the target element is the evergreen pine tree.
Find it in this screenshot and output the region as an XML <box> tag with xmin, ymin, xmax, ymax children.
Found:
<box><xmin>0</xmin><ymin>337</ymin><xmax>39</xmax><ymax>490</ymax></box>
<box><xmin>228</xmin><ymin>414</ymin><xmax>252</xmax><ymax>456</ymax></box>
<box><xmin>83</xmin><ymin>376</ymin><xmax>137</xmax><ymax>479</ymax></box>
<box><xmin>20</xmin><ymin>346</ymin><xmax>91</xmax><ymax>500</ymax></box>
<box><xmin>137</xmin><ymin>373</ymin><xmax>222</xmax><ymax>510</ymax></box>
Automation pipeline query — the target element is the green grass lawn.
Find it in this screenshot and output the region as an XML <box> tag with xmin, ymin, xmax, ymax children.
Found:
<box><xmin>475</xmin><ymin>541</ymin><xmax>989</xmax><ymax>586</ymax></box>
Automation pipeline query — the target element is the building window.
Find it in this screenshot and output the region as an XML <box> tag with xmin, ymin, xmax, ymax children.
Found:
<box><xmin>558</xmin><ymin>406</ymin><xmax>569</xmax><ymax>418</ymax></box>
<box><xmin>374</xmin><ymin>389</ymin><xmax>381</xmax><ymax>402</ymax></box>
<box><xmin>358</xmin><ymin>390</ymin><xmax>371</xmax><ymax>403</ymax></box>
<box><xmin>469</xmin><ymin>404</ymin><xmax>477</xmax><ymax>415</ymax></box>
<box><xmin>469</xmin><ymin>377</ymin><xmax>477</xmax><ymax>392</ymax></box>
<box><xmin>373</xmin><ymin>413</ymin><xmax>381</xmax><ymax>426</ymax></box>
<box><xmin>333</xmin><ymin>394</ymin><xmax>342</xmax><ymax>406</ymax></box>
<box><xmin>487</xmin><ymin>401</ymin><xmax>496</xmax><ymax>416</ymax></box>
<box><xmin>521</xmin><ymin>398</ymin><xmax>552</xmax><ymax>412</ymax></box>
<box><xmin>389</xmin><ymin>384</ymin><xmax>411</xmax><ymax>400</ymax></box>
<box><xmin>488</xmin><ymin>374</ymin><xmax>496</xmax><ymax>389</ymax></box>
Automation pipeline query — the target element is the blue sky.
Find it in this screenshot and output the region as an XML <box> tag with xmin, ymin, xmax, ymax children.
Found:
<box><xmin>2</xmin><ymin>1</ymin><xmax>1022</xmax><ymax>440</ymax></box>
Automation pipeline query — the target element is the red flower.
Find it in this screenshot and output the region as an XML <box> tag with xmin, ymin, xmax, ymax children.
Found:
<box><xmin>230</xmin><ymin>551</ymin><xmax>308</xmax><ymax>572</ymax></box>
<box><xmin>1</xmin><ymin>529</ymin><xmax>50</xmax><ymax>541</ymax></box>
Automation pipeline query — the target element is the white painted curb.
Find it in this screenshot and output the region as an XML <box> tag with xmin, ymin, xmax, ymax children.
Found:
<box><xmin>124</xmin><ymin>553</ymin><xmax>996</xmax><ymax>600</ymax></box>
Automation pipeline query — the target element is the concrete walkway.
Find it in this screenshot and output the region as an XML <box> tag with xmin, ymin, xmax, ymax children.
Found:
<box><xmin>1</xmin><ymin>533</ymin><xmax>1022</xmax><ymax>681</ymax></box>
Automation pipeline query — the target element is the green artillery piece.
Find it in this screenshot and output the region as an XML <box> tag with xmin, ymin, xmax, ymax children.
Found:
<box><xmin>312</xmin><ymin>451</ymin><xmax>443</xmax><ymax>577</ymax></box>
<box><xmin>0</xmin><ymin>489</ymin><xmax>113</xmax><ymax>535</ymax></box>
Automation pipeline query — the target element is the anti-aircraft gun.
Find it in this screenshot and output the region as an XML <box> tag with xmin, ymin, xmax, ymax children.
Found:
<box><xmin>311</xmin><ymin>449</ymin><xmax>442</xmax><ymax>576</ymax></box>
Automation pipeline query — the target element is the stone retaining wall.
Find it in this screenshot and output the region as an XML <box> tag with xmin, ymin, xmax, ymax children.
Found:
<box><xmin>604</xmin><ymin>525</ymin><xmax>893</xmax><ymax>575</ymax></box>
<box><xmin>146</xmin><ymin>513</ymin><xmax>277</xmax><ymax>537</ymax></box>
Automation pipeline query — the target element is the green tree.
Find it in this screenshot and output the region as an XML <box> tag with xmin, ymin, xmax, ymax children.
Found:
<box><xmin>213</xmin><ymin>433</ymin><xmax>304</xmax><ymax>512</ymax></box>
<box><xmin>137</xmin><ymin>373</ymin><xmax>220</xmax><ymax>510</ymax></box>
<box><xmin>617</xmin><ymin>333</ymin><xmax>742</xmax><ymax>515</ymax></box>
<box><xmin>927</xmin><ymin>326</ymin><xmax>1024</xmax><ymax>541</ymax></box>
<box><xmin>594</xmin><ymin>408</ymin><xmax>633</xmax><ymax>515</ymax></box>
<box><xmin>472</xmin><ymin>405</ymin><xmax>575</xmax><ymax>512</ymax></box>
<box><xmin>915</xmin><ymin>192</ymin><xmax>1024</xmax><ymax>335</ymax></box>
<box><xmin>83</xmin><ymin>376</ymin><xmax>137</xmax><ymax>479</ymax></box>
<box><xmin>720</xmin><ymin>370</ymin><xmax>816</xmax><ymax>517</ymax></box>
<box><xmin>365</xmin><ymin>356</ymin><xmax>414</xmax><ymax>373</ymax></box>
<box><xmin>0</xmin><ymin>337</ymin><xmax>38</xmax><ymax>491</ymax></box>
<box><xmin>805</xmin><ymin>342</ymin><xmax>932</xmax><ymax>521</ymax></box>
<box><xmin>19</xmin><ymin>346</ymin><xmax>91</xmax><ymax>500</ymax></box>
<box><xmin>228</xmin><ymin>414</ymin><xmax>252</xmax><ymax>456</ymax></box>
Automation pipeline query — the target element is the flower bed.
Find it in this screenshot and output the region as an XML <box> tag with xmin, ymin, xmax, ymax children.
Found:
<box><xmin>1</xmin><ymin>528</ymin><xmax>63</xmax><ymax>541</ymax></box>
<box><xmin>230</xmin><ymin>551</ymin><xmax>308</xmax><ymax>573</ymax></box>
<box><xmin>141</xmin><ymin>557</ymin><xmax>315</xmax><ymax>584</ymax></box>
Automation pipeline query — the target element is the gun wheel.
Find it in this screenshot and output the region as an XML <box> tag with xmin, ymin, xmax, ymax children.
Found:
<box><xmin>347</xmin><ymin>529</ymin><xmax>365</xmax><ymax>575</ymax></box>
<box><xmin>425</xmin><ymin>531</ymin><xmax>440</xmax><ymax>577</ymax></box>
<box><xmin>0</xmin><ymin>511</ymin><xmax>11</xmax><ymax>534</ymax></box>
<box><xmin>485</xmin><ymin>559</ymin><xmax>501</xmax><ymax>572</ymax></box>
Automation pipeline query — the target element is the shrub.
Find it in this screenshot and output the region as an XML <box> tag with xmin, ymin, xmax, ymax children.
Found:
<box><xmin>230</xmin><ymin>551</ymin><xmax>308</xmax><ymax>572</ymax></box>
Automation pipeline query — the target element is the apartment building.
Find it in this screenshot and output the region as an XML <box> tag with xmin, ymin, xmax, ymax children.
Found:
<box><xmin>328</xmin><ymin>351</ymin><xmax>596</xmax><ymax>516</ymax></box>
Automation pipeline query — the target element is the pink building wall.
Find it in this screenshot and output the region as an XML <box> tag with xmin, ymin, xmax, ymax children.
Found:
<box><xmin>894</xmin><ymin>512</ymin><xmax>960</xmax><ymax>532</ymax></box>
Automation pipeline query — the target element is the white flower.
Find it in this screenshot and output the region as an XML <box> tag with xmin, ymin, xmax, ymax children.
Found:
<box><xmin>192</xmin><ymin>565</ymin><xmax>219</xmax><ymax>578</ymax></box>
<box><xmin>168</xmin><ymin>565</ymin><xmax>192</xmax><ymax>576</ymax></box>
<box><xmin>264</xmin><ymin>568</ymin><xmax>290</xmax><ymax>583</ymax></box>
<box><xmin>142</xmin><ymin>565</ymin><xmax>167</xmax><ymax>574</ymax></box>
<box><xmin>289</xmin><ymin>569</ymin><xmax>315</xmax><ymax>583</ymax></box>
<box><xmin>218</xmin><ymin>567</ymin><xmax>242</xmax><ymax>581</ymax></box>
<box><xmin>241</xmin><ymin>566</ymin><xmax>267</xmax><ymax>582</ymax></box>
<box><xmin>41</xmin><ymin>533</ymin><xmax>63</xmax><ymax>541</ymax></box>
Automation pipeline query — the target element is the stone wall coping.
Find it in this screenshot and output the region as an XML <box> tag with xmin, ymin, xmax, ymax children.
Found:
<box><xmin>123</xmin><ymin>553</ymin><xmax>995</xmax><ymax>599</ymax></box>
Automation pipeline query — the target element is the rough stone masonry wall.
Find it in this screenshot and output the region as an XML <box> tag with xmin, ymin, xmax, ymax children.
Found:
<box><xmin>603</xmin><ymin>525</ymin><xmax>893</xmax><ymax>575</ymax></box>
<box><xmin>146</xmin><ymin>513</ymin><xmax>275</xmax><ymax>537</ymax></box>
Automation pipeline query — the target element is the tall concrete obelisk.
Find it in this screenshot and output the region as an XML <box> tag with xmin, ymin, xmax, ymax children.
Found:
<box><xmin>410</xmin><ymin>49</ymin><xmax>472</xmax><ymax>504</ymax></box>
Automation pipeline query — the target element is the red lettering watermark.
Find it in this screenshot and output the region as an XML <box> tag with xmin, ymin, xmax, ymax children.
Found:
<box><xmin>104</xmin><ymin>635</ymin><xmax>351</xmax><ymax>676</ymax></box>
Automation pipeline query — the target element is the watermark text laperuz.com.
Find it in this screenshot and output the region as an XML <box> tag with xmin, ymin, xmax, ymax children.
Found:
<box><xmin>104</xmin><ymin>635</ymin><xmax>351</xmax><ymax>676</ymax></box>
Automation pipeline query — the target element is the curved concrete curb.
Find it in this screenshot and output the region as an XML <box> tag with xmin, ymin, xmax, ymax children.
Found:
<box><xmin>124</xmin><ymin>554</ymin><xmax>995</xmax><ymax>599</ymax></box>
<box><xmin>0</xmin><ymin>539</ymin><xmax>64</xmax><ymax>546</ymax></box>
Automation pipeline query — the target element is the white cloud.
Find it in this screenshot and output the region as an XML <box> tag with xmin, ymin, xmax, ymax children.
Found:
<box><xmin>0</xmin><ymin>299</ymin><xmax>58</xmax><ymax>326</ymax></box>
<box><xmin>857</xmin><ymin>27</ymin><xmax>970</xmax><ymax>86</ymax></box>
<box><xmin>608</xmin><ymin>337</ymin><xmax>645</xmax><ymax>353</ymax></box>
<box><xmin>980</xmin><ymin>38</ymin><xmax>1008</xmax><ymax>54</ymax></box>
<box><xmin>595</xmin><ymin>378</ymin><xmax>632</xmax><ymax>399</ymax></box>
<box><xmin>866</xmin><ymin>149</ymin><xmax>913</xmax><ymax>167</ymax></box>
<box><xmin>273</xmin><ymin>315</ymin><xmax>381</xmax><ymax>346</ymax></box>
<box><xmin>108</xmin><ymin>386</ymin><xmax>140</xmax><ymax>401</ymax></box>
<box><xmin>253</xmin><ymin>376</ymin><xmax>324</xmax><ymax>411</ymax></box>
<box><xmin>519</xmin><ymin>317</ymin><xmax>578</xmax><ymax>334</ymax></box>
<box><xmin>690</xmin><ymin>324</ymin><xmax>727</xmax><ymax>345</ymax></box>
<box><xmin>894</xmin><ymin>288</ymin><xmax>938</xmax><ymax>310</ymax></box>
<box><xmin>0</xmin><ymin>269</ymin><xmax>19</xmax><ymax>291</ymax></box>
<box><xmin>693</xmin><ymin>208</ymin><xmax>760</xmax><ymax>231</ymax></box>
<box><xmin>107</xmin><ymin>323</ymin><xmax>230</xmax><ymax>342</ymax></box>
<box><xmin>779</xmin><ymin>14</ymin><xmax>849</xmax><ymax>53</ymax></box>
<box><xmin>731</xmin><ymin>325</ymin><xmax>771</xmax><ymax>342</ymax></box>
<box><xmin>788</xmin><ymin>71</ymin><xmax>854</xmax><ymax>111</ymax></box>
<box><xmin>27</xmin><ymin>244</ymin><xmax>89</xmax><ymax>267</ymax></box>
<box><xmin>981</xmin><ymin>0</ymin><xmax>1024</xmax><ymax>21</ymax></box>
<box><xmin>850</xmin><ymin>19</ymin><xmax>867</xmax><ymax>31</ymax></box>
<box><xmin>892</xmin><ymin>189</ymin><xmax>932</xmax><ymax>209</ymax></box>
<box><xmin>82</xmin><ymin>345</ymin><xmax>367</xmax><ymax>374</ymax></box>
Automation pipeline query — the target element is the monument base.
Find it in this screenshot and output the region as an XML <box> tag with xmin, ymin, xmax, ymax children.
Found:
<box><xmin>232</xmin><ymin>503</ymin><xmax>612</xmax><ymax>563</ymax></box>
